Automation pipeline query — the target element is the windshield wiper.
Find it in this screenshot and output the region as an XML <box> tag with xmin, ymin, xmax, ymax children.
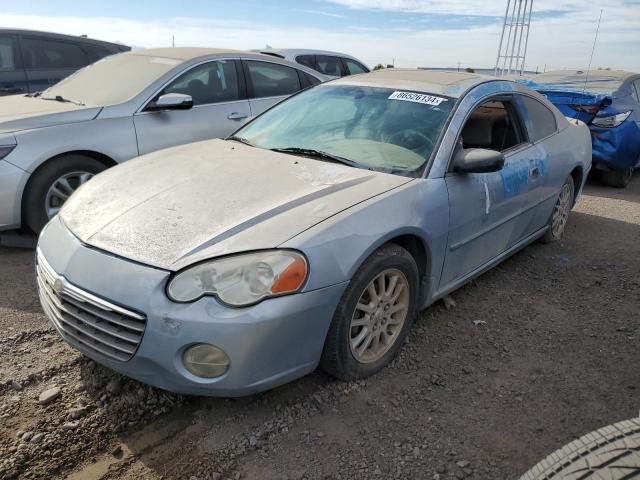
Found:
<box><xmin>269</xmin><ymin>147</ymin><xmax>357</xmax><ymax>168</ymax></box>
<box><xmin>41</xmin><ymin>95</ymin><xmax>85</xmax><ymax>106</ymax></box>
<box><xmin>226</xmin><ymin>135</ymin><xmax>255</xmax><ymax>147</ymax></box>
<box><xmin>25</xmin><ymin>91</ymin><xmax>42</xmax><ymax>98</ymax></box>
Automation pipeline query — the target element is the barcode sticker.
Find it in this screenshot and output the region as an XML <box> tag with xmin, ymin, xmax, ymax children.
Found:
<box><xmin>388</xmin><ymin>91</ymin><xmax>446</xmax><ymax>106</ymax></box>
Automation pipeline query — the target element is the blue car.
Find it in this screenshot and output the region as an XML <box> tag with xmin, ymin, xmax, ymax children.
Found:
<box><xmin>36</xmin><ymin>70</ymin><xmax>591</xmax><ymax>396</ymax></box>
<box><xmin>518</xmin><ymin>70</ymin><xmax>640</xmax><ymax>187</ymax></box>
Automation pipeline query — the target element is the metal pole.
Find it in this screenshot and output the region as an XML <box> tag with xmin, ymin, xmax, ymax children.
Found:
<box><xmin>519</xmin><ymin>0</ymin><xmax>534</xmax><ymax>74</ymax></box>
<box><xmin>494</xmin><ymin>0</ymin><xmax>511</xmax><ymax>76</ymax></box>
<box><xmin>502</xmin><ymin>0</ymin><xmax>518</xmax><ymax>74</ymax></box>
<box><xmin>507</xmin><ymin>0</ymin><xmax>524</xmax><ymax>74</ymax></box>
<box><xmin>514</xmin><ymin>0</ymin><xmax>528</xmax><ymax>74</ymax></box>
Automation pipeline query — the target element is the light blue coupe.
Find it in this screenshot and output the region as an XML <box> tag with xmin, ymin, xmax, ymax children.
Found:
<box><xmin>36</xmin><ymin>70</ymin><xmax>592</xmax><ymax>396</ymax></box>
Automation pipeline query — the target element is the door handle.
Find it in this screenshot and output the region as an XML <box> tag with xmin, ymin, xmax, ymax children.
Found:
<box><xmin>530</xmin><ymin>166</ymin><xmax>540</xmax><ymax>178</ymax></box>
<box><xmin>227</xmin><ymin>112</ymin><xmax>249</xmax><ymax>120</ymax></box>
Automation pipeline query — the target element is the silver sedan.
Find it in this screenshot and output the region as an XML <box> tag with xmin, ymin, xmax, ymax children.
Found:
<box><xmin>0</xmin><ymin>48</ymin><xmax>325</xmax><ymax>233</ymax></box>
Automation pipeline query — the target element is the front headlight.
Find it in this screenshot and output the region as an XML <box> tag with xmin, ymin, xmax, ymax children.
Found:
<box><xmin>166</xmin><ymin>250</ymin><xmax>308</xmax><ymax>306</ymax></box>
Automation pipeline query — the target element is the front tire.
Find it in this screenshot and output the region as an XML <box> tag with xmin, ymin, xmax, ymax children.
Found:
<box><xmin>321</xmin><ymin>243</ymin><xmax>419</xmax><ymax>380</ymax></box>
<box><xmin>541</xmin><ymin>175</ymin><xmax>574</xmax><ymax>244</ymax></box>
<box><xmin>23</xmin><ymin>154</ymin><xmax>106</xmax><ymax>234</ymax></box>
<box><xmin>602</xmin><ymin>167</ymin><xmax>632</xmax><ymax>188</ymax></box>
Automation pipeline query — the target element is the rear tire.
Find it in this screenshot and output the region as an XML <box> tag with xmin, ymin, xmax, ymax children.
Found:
<box><xmin>320</xmin><ymin>243</ymin><xmax>419</xmax><ymax>380</ymax></box>
<box><xmin>23</xmin><ymin>154</ymin><xmax>106</xmax><ymax>234</ymax></box>
<box><xmin>519</xmin><ymin>417</ymin><xmax>640</xmax><ymax>479</ymax></box>
<box><xmin>602</xmin><ymin>167</ymin><xmax>632</xmax><ymax>188</ymax></box>
<box><xmin>541</xmin><ymin>175</ymin><xmax>574</xmax><ymax>244</ymax></box>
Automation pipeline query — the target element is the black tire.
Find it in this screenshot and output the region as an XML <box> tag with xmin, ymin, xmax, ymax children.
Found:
<box><xmin>320</xmin><ymin>243</ymin><xmax>419</xmax><ymax>380</ymax></box>
<box><xmin>519</xmin><ymin>417</ymin><xmax>640</xmax><ymax>480</ymax></box>
<box><xmin>602</xmin><ymin>168</ymin><xmax>633</xmax><ymax>188</ymax></box>
<box><xmin>541</xmin><ymin>175</ymin><xmax>575</xmax><ymax>244</ymax></box>
<box><xmin>22</xmin><ymin>154</ymin><xmax>106</xmax><ymax>234</ymax></box>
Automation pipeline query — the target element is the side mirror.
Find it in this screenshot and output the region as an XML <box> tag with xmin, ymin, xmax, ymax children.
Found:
<box><xmin>146</xmin><ymin>93</ymin><xmax>193</xmax><ymax>112</ymax></box>
<box><xmin>452</xmin><ymin>148</ymin><xmax>505</xmax><ymax>173</ymax></box>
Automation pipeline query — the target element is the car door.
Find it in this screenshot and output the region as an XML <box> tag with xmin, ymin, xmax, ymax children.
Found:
<box><xmin>0</xmin><ymin>34</ymin><xmax>28</xmax><ymax>96</ymax></box>
<box><xmin>243</xmin><ymin>59</ymin><xmax>306</xmax><ymax>116</ymax></box>
<box><xmin>513</xmin><ymin>94</ymin><xmax>562</xmax><ymax>234</ymax></box>
<box><xmin>134</xmin><ymin>58</ymin><xmax>250</xmax><ymax>156</ymax></box>
<box><xmin>20</xmin><ymin>35</ymin><xmax>90</xmax><ymax>92</ymax></box>
<box><xmin>440</xmin><ymin>96</ymin><xmax>536</xmax><ymax>287</ymax></box>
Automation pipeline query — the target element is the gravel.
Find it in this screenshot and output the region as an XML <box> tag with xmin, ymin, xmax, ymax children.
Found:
<box><xmin>0</xmin><ymin>176</ymin><xmax>639</xmax><ymax>479</ymax></box>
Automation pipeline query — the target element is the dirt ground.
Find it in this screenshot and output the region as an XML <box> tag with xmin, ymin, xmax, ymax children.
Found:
<box><xmin>1</xmin><ymin>175</ymin><xmax>639</xmax><ymax>480</ymax></box>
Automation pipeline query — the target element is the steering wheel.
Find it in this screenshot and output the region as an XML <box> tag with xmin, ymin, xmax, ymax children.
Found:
<box><xmin>387</xmin><ymin>129</ymin><xmax>434</xmax><ymax>152</ymax></box>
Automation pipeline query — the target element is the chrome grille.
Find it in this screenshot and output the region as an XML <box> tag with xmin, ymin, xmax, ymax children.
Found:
<box><xmin>36</xmin><ymin>249</ymin><xmax>146</xmax><ymax>362</ymax></box>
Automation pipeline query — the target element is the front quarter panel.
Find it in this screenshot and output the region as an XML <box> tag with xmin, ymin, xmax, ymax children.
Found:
<box><xmin>282</xmin><ymin>178</ymin><xmax>449</xmax><ymax>304</ymax></box>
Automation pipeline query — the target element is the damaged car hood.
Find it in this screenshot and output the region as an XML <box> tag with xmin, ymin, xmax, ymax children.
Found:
<box><xmin>60</xmin><ymin>139</ymin><xmax>412</xmax><ymax>271</ymax></box>
<box><xmin>0</xmin><ymin>95</ymin><xmax>101</xmax><ymax>133</ymax></box>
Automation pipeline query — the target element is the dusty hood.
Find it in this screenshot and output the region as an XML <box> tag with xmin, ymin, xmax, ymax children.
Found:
<box><xmin>60</xmin><ymin>139</ymin><xmax>412</xmax><ymax>270</ymax></box>
<box><xmin>0</xmin><ymin>95</ymin><xmax>101</xmax><ymax>133</ymax></box>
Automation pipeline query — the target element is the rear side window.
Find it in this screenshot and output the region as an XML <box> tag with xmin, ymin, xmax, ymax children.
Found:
<box><xmin>22</xmin><ymin>37</ymin><xmax>89</xmax><ymax>69</ymax></box>
<box><xmin>519</xmin><ymin>96</ymin><xmax>557</xmax><ymax>141</ymax></box>
<box><xmin>162</xmin><ymin>60</ymin><xmax>241</xmax><ymax>105</ymax></box>
<box><xmin>343</xmin><ymin>58</ymin><xmax>368</xmax><ymax>75</ymax></box>
<box><xmin>83</xmin><ymin>45</ymin><xmax>113</xmax><ymax>62</ymax></box>
<box><xmin>0</xmin><ymin>36</ymin><xmax>15</xmax><ymax>71</ymax></box>
<box><xmin>246</xmin><ymin>60</ymin><xmax>301</xmax><ymax>98</ymax></box>
<box><xmin>295</xmin><ymin>55</ymin><xmax>316</xmax><ymax>69</ymax></box>
<box><xmin>301</xmin><ymin>71</ymin><xmax>321</xmax><ymax>88</ymax></box>
<box><xmin>316</xmin><ymin>55</ymin><xmax>345</xmax><ymax>76</ymax></box>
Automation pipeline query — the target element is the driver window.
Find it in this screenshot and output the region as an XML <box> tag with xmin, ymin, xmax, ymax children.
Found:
<box><xmin>459</xmin><ymin>99</ymin><xmax>524</xmax><ymax>153</ymax></box>
<box><xmin>161</xmin><ymin>60</ymin><xmax>240</xmax><ymax>106</ymax></box>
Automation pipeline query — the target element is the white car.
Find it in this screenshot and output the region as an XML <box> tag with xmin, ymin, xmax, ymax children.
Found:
<box><xmin>255</xmin><ymin>49</ymin><xmax>369</xmax><ymax>79</ymax></box>
<box><xmin>0</xmin><ymin>48</ymin><xmax>325</xmax><ymax>233</ymax></box>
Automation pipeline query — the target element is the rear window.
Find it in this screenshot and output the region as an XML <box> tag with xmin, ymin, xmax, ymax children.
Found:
<box><xmin>295</xmin><ymin>55</ymin><xmax>316</xmax><ymax>69</ymax></box>
<box><xmin>22</xmin><ymin>37</ymin><xmax>89</xmax><ymax>69</ymax></box>
<box><xmin>83</xmin><ymin>45</ymin><xmax>113</xmax><ymax>62</ymax></box>
<box><xmin>344</xmin><ymin>58</ymin><xmax>368</xmax><ymax>75</ymax></box>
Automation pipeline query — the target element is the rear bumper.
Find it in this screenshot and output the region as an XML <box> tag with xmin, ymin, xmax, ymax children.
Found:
<box><xmin>0</xmin><ymin>159</ymin><xmax>25</xmax><ymax>231</ymax></box>
<box><xmin>37</xmin><ymin>217</ymin><xmax>346</xmax><ymax>397</ymax></box>
<box><xmin>591</xmin><ymin>120</ymin><xmax>640</xmax><ymax>172</ymax></box>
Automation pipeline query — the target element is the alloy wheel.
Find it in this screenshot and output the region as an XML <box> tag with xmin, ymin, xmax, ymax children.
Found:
<box><xmin>349</xmin><ymin>268</ymin><xmax>410</xmax><ymax>363</ymax></box>
<box><xmin>551</xmin><ymin>183</ymin><xmax>572</xmax><ymax>238</ymax></box>
<box><xmin>44</xmin><ymin>171</ymin><xmax>94</xmax><ymax>218</ymax></box>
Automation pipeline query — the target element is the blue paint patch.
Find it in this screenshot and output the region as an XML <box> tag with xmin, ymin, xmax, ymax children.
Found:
<box><xmin>500</xmin><ymin>156</ymin><xmax>548</xmax><ymax>197</ymax></box>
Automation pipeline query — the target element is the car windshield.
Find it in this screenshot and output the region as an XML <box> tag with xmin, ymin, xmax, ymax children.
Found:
<box><xmin>41</xmin><ymin>53</ymin><xmax>183</xmax><ymax>106</ymax></box>
<box><xmin>234</xmin><ymin>85</ymin><xmax>454</xmax><ymax>175</ymax></box>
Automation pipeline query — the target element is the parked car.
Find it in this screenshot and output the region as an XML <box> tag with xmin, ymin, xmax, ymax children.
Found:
<box><xmin>0</xmin><ymin>48</ymin><xmax>326</xmax><ymax>233</ymax></box>
<box><xmin>517</xmin><ymin>70</ymin><xmax>640</xmax><ymax>187</ymax></box>
<box><xmin>0</xmin><ymin>29</ymin><xmax>129</xmax><ymax>96</ymax></box>
<box><xmin>255</xmin><ymin>48</ymin><xmax>369</xmax><ymax>78</ymax></box>
<box><xmin>36</xmin><ymin>70</ymin><xmax>591</xmax><ymax>396</ymax></box>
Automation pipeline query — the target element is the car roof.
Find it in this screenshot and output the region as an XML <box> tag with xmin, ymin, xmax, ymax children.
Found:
<box><xmin>331</xmin><ymin>69</ymin><xmax>493</xmax><ymax>98</ymax></box>
<box><xmin>517</xmin><ymin>69</ymin><xmax>639</xmax><ymax>94</ymax></box>
<box><xmin>128</xmin><ymin>47</ymin><xmax>247</xmax><ymax>61</ymax></box>
<box><xmin>257</xmin><ymin>48</ymin><xmax>363</xmax><ymax>60</ymax></box>
<box><xmin>0</xmin><ymin>28</ymin><xmax>128</xmax><ymax>49</ymax></box>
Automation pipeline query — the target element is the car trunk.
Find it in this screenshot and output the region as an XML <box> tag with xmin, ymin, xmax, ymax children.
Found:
<box><xmin>536</xmin><ymin>89</ymin><xmax>612</xmax><ymax>124</ymax></box>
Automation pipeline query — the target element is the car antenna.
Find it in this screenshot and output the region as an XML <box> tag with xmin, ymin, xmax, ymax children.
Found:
<box><xmin>575</xmin><ymin>9</ymin><xmax>603</xmax><ymax>124</ymax></box>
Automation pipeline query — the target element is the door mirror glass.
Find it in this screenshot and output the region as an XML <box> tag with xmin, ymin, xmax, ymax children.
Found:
<box><xmin>453</xmin><ymin>148</ymin><xmax>505</xmax><ymax>173</ymax></box>
<box><xmin>147</xmin><ymin>93</ymin><xmax>193</xmax><ymax>111</ymax></box>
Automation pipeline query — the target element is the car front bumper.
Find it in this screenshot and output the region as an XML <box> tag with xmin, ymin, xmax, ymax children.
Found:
<box><xmin>0</xmin><ymin>159</ymin><xmax>25</xmax><ymax>231</ymax></box>
<box><xmin>37</xmin><ymin>217</ymin><xmax>347</xmax><ymax>396</ymax></box>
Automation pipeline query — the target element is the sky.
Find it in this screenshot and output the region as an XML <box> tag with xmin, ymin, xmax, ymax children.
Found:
<box><xmin>1</xmin><ymin>0</ymin><xmax>639</xmax><ymax>72</ymax></box>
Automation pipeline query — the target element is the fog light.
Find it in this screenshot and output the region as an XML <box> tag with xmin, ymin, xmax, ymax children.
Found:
<box><xmin>183</xmin><ymin>344</ymin><xmax>230</xmax><ymax>378</ymax></box>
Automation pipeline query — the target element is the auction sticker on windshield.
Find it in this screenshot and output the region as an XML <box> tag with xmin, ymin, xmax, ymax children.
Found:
<box><xmin>388</xmin><ymin>91</ymin><xmax>447</xmax><ymax>106</ymax></box>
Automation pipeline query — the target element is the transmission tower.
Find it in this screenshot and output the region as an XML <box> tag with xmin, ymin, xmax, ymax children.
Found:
<box><xmin>494</xmin><ymin>0</ymin><xmax>534</xmax><ymax>76</ymax></box>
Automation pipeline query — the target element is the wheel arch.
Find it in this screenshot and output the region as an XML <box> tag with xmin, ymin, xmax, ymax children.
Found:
<box><xmin>347</xmin><ymin>229</ymin><xmax>433</xmax><ymax>303</ymax></box>
<box><xmin>20</xmin><ymin>150</ymin><xmax>117</xmax><ymax>225</ymax></box>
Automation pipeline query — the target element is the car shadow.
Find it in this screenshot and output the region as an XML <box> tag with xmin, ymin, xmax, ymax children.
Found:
<box><xmin>582</xmin><ymin>169</ymin><xmax>640</xmax><ymax>204</ymax></box>
<box><xmin>0</xmin><ymin>246</ymin><xmax>42</xmax><ymax>315</ymax></box>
